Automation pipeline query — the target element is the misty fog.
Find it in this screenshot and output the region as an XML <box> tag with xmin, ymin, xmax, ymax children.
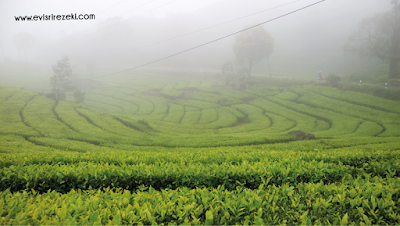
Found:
<box><xmin>0</xmin><ymin>0</ymin><xmax>393</xmax><ymax>91</ymax></box>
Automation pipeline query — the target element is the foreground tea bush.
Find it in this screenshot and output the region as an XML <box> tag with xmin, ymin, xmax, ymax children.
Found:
<box><xmin>1</xmin><ymin>176</ymin><xmax>399</xmax><ymax>225</ymax></box>
<box><xmin>1</xmin><ymin>143</ymin><xmax>399</xmax><ymax>168</ymax></box>
<box><xmin>1</xmin><ymin>153</ymin><xmax>399</xmax><ymax>193</ymax></box>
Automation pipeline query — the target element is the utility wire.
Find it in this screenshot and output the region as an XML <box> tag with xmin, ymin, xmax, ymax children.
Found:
<box><xmin>95</xmin><ymin>0</ymin><xmax>326</xmax><ymax>79</ymax></box>
<box><xmin>91</xmin><ymin>0</ymin><xmax>301</xmax><ymax>61</ymax></box>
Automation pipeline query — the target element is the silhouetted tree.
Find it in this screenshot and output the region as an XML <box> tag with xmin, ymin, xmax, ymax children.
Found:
<box><xmin>344</xmin><ymin>1</ymin><xmax>400</xmax><ymax>79</ymax></box>
<box><xmin>47</xmin><ymin>56</ymin><xmax>74</xmax><ymax>102</ymax></box>
<box><xmin>233</xmin><ymin>25</ymin><xmax>274</xmax><ymax>76</ymax></box>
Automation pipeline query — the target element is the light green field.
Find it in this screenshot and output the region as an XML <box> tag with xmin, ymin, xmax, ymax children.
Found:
<box><xmin>0</xmin><ymin>73</ymin><xmax>399</xmax><ymax>225</ymax></box>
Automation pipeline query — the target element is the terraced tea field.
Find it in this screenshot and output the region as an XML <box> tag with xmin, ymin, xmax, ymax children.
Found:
<box><xmin>1</xmin><ymin>73</ymin><xmax>400</xmax><ymax>224</ymax></box>
<box><xmin>2</xmin><ymin>73</ymin><xmax>400</xmax><ymax>150</ymax></box>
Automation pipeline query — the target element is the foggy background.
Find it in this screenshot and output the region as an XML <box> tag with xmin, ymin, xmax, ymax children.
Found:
<box><xmin>0</xmin><ymin>0</ymin><xmax>393</xmax><ymax>91</ymax></box>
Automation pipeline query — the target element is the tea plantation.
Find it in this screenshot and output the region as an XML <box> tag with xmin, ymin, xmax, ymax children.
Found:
<box><xmin>1</xmin><ymin>73</ymin><xmax>400</xmax><ymax>225</ymax></box>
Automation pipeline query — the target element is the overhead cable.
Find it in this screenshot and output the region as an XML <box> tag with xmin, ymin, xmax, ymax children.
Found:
<box><xmin>95</xmin><ymin>0</ymin><xmax>326</xmax><ymax>79</ymax></box>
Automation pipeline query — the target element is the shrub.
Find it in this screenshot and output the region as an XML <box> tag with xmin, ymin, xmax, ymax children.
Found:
<box><xmin>327</xmin><ymin>73</ymin><xmax>341</xmax><ymax>87</ymax></box>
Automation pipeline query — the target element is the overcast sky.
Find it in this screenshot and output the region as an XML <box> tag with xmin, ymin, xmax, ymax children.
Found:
<box><xmin>3</xmin><ymin>0</ymin><xmax>389</xmax><ymax>38</ymax></box>
<box><xmin>0</xmin><ymin>0</ymin><xmax>393</xmax><ymax>73</ymax></box>
<box><xmin>1</xmin><ymin>0</ymin><xmax>228</xmax><ymax>37</ymax></box>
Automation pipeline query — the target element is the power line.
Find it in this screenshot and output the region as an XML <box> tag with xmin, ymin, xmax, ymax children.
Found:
<box><xmin>95</xmin><ymin>0</ymin><xmax>327</xmax><ymax>79</ymax></box>
<box><xmin>90</xmin><ymin>0</ymin><xmax>301</xmax><ymax>62</ymax></box>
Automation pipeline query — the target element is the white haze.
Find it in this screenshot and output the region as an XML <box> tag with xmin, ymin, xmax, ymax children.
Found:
<box><xmin>0</xmin><ymin>0</ymin><xmax>393</xmax><ymax>89</ymax></box>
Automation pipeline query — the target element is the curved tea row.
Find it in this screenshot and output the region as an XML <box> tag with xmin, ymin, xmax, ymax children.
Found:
<box><xmin>0</xmin><ymin>74</ymin><xmax>399</xmax><ymax>149</ymax></box>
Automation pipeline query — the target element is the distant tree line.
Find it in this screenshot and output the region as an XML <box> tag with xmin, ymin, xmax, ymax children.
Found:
<box><xmin>344</xmin><ymin>0</ymin><xmax>400</xmax><ymax>79</ymax></box>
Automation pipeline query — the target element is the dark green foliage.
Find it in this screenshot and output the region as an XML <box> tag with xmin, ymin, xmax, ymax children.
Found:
<box><xmin>2</xmin><ymin>176</ymin><xmax>400</xmax><ymax>225</ymax></box>
<box><xmin>2</xmin><ymin>151</ymin><xmax>400</xmax><ymax>194</ymax></box>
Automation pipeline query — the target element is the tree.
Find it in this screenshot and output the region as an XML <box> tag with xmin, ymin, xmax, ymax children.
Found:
<box><xmin>327</xmin><ymin>73</ymin><xmax>341</xmax><ymax>87</ymax></box>
<box><xmin>344</xmin><ymin>0</ymin><xmax>400</xmax><ymax>79</ymax></box>
<box><xmin>46</xmin><ymin>56</ymin><xmax>86</xmax><ymax>104</ymax></box>
<box><xmin>13</xmin><ymin>32</ymin><xmax>36</xmax><ymax>62</ymax></box>
<box><xmin>48</xmin><ymin>56</ymin><xmax>74</xmax><ymax>102</ymax></box>
<box><xmin>233</xmin><ymin>25</ymin><xmax>274</xmax><ymax>76</ymax></box>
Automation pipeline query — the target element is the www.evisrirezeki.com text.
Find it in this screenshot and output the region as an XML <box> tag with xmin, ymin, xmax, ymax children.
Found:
<box><xmin>14</xmin><ymin>13</ymin><xmax>95</xmax><ymax>21</ymax></box>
